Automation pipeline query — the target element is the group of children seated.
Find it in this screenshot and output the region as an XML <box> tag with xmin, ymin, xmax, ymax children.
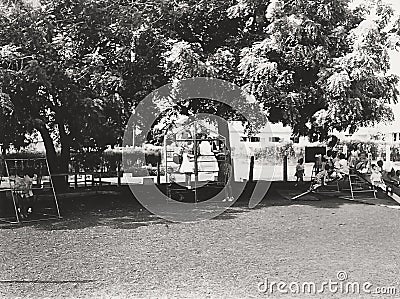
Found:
<box><xmin>313</xmin><ymin>151</ymin><xmax>350</xmax><ymax>188</ymax></box>
<box><xmin>297</xmin><ymin>148</ymin><xmax>399</xmax><ymax>195</ymax></box>
<box><xmin>295</xmin><ymin>151</ymin><xmax>350</xmax><ymax>189</ymax></box>
<box><xmin>369</xmin><ymin>160</ymin><xmax>400</xmax><ymax>195</ymax></box>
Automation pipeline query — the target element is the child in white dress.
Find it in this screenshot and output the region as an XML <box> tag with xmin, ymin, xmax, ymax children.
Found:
<box><xmin>179</xmin><ymin>143</ymin><xmax>194</xmax><ymax>188</ymax></box>
<box><xmin>371</xmin><ymin>164</ymin><xmax>392</xmax><ymax>195</ymax></box>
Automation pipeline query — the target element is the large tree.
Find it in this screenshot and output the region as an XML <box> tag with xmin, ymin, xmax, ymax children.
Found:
<box><xmin>1</xmin><ymin>0</ymin><xmax>400</xmax><ymax>176</ymax></box>
<box><xmin>145</xmin><ymin>0</ymin><xmax>400</xmax><ymax>143</ymax></box>
<box><xmin>234</xmin><ymin>0</ymin><xmax>400</xmax><ymax>140</ymax></box>
<box><xmin>144</xmin><ymin>0</ymin><xmax>268</xmax><ymax>146</ymax></box>
<box><xmin>0</xmin><ymin>0</ymin><xmax>167</xmax><ymax>175</ymax></box>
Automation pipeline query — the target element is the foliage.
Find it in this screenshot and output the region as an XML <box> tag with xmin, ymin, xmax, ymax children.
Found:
<box><xmin>233</xmin><ymin>0</ymin><xmax>399</xmax><ymax>141</ymax></box>
<box><xmin>0</xmin><ymin>0</ymin><xmax>399</xmax><ymax>175</ymax></box>
<box><xmin>148</xmin><ymin>0</ymin><xmax>268</xmax><ymax>138</ymax></box>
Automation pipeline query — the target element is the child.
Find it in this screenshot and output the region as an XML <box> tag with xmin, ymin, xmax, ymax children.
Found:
<box><xmin>222</xmin><ymin>149</ymin><xmax>234</xmax><ymax>202</ymax></box>
<box><xmin>179</xmin><ymin>142</ymin><xmax>194</xmax><ymax>189</ymax></box>
<box><xmin>312</xmin><ymin>164</ymin><xmax>330</xmax><ymax>190</ymax></box>
<box><xmin>325</xmin><ymin>150</ymin><xmax>336</xmax><ymax>177</ymax></box>
<box><xmin>295</xmin><ymin>158</ymin><xmax>305</xmax><ymax>186</ymax></box>
<box><xmin>334</xmin><ymin>153</ymin><xmax>349</xmax><ymax>179</ymax></box>
<box><xmin>377</xmin><ymin>160</ymin><xmax>384</xmax><ymax>173</ymax></box>
<box><xmin>396</xmin><ymin>170</ymin><xmax>400</xmax><ymax>182</ymax></box>
<box><xmin>355</xmin><ymin>152</ymin><xmax>369</xmax><ymax>174</ymax></box>
<box><xmin>385</xmin><ymin>168</ymin><xmax>400</xmax><ymax>186</ymax></box>
<box><xmin>370</xmin><ymin>164</ymin><xmax>392</xmax><ymax>195</ymax></box>
<box><xmin>167</xmin><ymin>166</ymin><xmax>176</xmax><ymax>183</ymax></box>
<box><xmin>348</xmin><ymin>145</ymin><xmax>360</xmax><ymax>168</ymax></box>
<box><xmin>312</xmin><ymin>154</ymin><xmax>322</xmax><ymax>179</ymax></box>
<box><xmin>13</xmin><ymin>172</ymin><xmax>37</xmax><ymax>219</ymax></box>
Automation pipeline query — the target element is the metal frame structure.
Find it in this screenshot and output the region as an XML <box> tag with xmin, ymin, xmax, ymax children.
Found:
<box><xmin>163</xmin><ymin>120</ymin><xmax>229</xmax><ymax>203</ymax></box>
<box><xmin>293</xmin><ymin>169</ymin><xmax>378</xmax><ymax>201</ymax></box>
<box><xmin>0</xmin><ymin>158</ymin><xmax>61</xmax><ymax>224</ymax></box>
<box><xmin>291</xmin><ymin>175</ymin><xmax>342</xmax><ymax>200</ymax></box>
<box><xmin>343</xmin><ymin>171</ymin><xmax>377</xmax><ymax>201</ymax></box>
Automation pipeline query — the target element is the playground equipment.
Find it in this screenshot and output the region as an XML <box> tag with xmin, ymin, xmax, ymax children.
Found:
<box><xmin>292</xmin><ymin>169</ymin><xmax>380</xmax><ymax>201</ymax></box>
<box><xmin>163</xmin><ymin>120</ymin><xmax>230</xmax><ymax>203</ymax></box>
<box><xmin>0</xmin><ymin>158</ymin><xmax>61</xmax><ymax>224</ymax></box>
<box><xmin>343</xmin><ymin>172</ymin><xmax>377</xmax><ymax>201</ymax></box>
<box><xmin>291</xmin><ymin>176</ymin><xmax>341</xmax><ymax>200</ymax></box>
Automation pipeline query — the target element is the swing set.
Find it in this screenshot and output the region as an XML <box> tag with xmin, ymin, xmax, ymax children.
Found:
<box><xmin>0</xmin><ymin>157</ymin><xmax>61</xmax><ymax>224</ymax></box>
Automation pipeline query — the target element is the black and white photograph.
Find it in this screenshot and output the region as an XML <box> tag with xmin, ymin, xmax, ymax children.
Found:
<box><xmin>1</xmin><ymin>0</ymin><xmax>400</xmax><ymax>297</ymax></box>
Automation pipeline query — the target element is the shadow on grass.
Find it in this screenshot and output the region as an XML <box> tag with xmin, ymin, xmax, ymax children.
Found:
<box><xmin>0</xmin><ymin>182</ymin><xmax>379</xmax><ymax>231</ymax></box>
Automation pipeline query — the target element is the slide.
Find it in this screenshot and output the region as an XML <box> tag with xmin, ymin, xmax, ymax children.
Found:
<box><xmin>291</xmin><ymin>183</ymin><xmax>323</xmax><ymax>200</ymax></box>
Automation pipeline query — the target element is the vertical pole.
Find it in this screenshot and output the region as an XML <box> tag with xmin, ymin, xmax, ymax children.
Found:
<box><xmin>38</xmin><ymin>160</ymin><xmax>42</xmax><ymax>186</ymax></box>
<box><xmin>117</xmin><ymin>160</ymin><xmax>121</xmax><ymax>187</ymax></box>
<box><xmin>194</xmin><ymin>121</ymin><xmax>198</xmax><ymax>204</ymax></box>
<box><xmin>194</xmin><ymin>121</ymin><xmax>199</xmax><ymax>186</ymax></box>
<box><xmin>283</xmin><ymin>155</ymin><xmax>288</xmax><ymax>182</ymax></box>
<box><xmin>157</xmin><ymin>162</ymin><xmax>161</xmax><ymax>185</ymax></box>
<box><xmin>132</xmin><ymin>123</ymin><xmax>136</xmax><ymax>148</ymax></box>
<box><xmin>74</xmin><ymin>162</ymin><xmax>78</xmax><ymax>189</ymax></box>
<box><xmin>45</xmin><ymin>158</ymin><xmax>61</xmax><ymax>218</ymax></box>
<box><xmin>99</xmin><ymin>158</ymin><xmax>104</xmax><ymax>187</ymax></box>
<box><xmin>249</xmin><ymin>156</ymin><xmax>254</xmax><ymax>182</ymax></box>
<box><xmin>164</xmin><ymin>136</ymin><xmax>168</xmax><ymax>184</ymax></box>
<box><xmin>5</xmin><ymin>160</ymin><xmax>20</xmax><ymax>223</ymax></box>
<box><xmin>386</xmin><ymin>143</ymin><xmax>391</xmax><ymax>163</ymax></box>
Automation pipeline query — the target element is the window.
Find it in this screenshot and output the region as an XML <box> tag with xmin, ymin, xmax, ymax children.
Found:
<box><xmin>269</xmin><ymin>137</ymin><xmax>281</xmax><ymax>143</ymax></box>
<box><xmin>240</xmin><ymin>136</ymin><xmax>260</xmax><ymax>142</ymax></box>
<box><xmin>394</xmin><ymin>133</ymin><xmax>397</xmax><ymax>142</ymax></box>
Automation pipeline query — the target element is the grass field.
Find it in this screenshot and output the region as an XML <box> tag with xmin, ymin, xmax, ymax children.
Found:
<box><xmin>1</xmin><ymin>187</ymin><xmax>400</xmax><ymax>298</ymax></box>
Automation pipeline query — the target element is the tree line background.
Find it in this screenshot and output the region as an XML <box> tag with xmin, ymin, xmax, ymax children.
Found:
<box><xmin>0</xmin><ymin>0</ymin><xmax>400</xmax><ymax>176</ymax></box>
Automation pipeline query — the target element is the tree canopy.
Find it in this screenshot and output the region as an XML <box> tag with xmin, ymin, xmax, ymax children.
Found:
<box><xmin>0</xmin><ymin>0</ymin><xmax>399</xmax><ymax>171</ymax></box>
<box><xmin>235</xmin><ymin>0</ymin><xmax>400</xmax><ymax>140</ymax></box>
<box><xmin>0</xmin><ymin>0</ymin><xmax>167</xmax><ymax>171</ymax></box>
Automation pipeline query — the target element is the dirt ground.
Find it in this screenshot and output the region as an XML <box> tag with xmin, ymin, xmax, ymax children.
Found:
<box><xmin>1</xmin><ymin>187</ymin><xmax>400</xmax><ymax>298</ymax></box>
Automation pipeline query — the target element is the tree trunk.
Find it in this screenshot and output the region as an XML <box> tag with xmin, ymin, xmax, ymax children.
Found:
<box><xmin>58</xmin><ymin>123</ymin><xmax>71</xmax><ymax>191</ymax></box>
<box><xmin>36</xmin><ymin>119</ymin><xmax>70</xmax><ymax>192</ymax></box>
<box><xmin>59</xmin><ymin>124</ymin><xmax>71</xmax><ymax>174</ymax></box>
<box><xmin>37</xmin><ymin>124</ymin><xmax>58</xmax><ymax>174</ymax></box>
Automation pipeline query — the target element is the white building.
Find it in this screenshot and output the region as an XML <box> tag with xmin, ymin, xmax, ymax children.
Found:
<box><xmin>229</xmin><ymin>121</ymin><xmax>312</xmax><ymax>150</ymax></box>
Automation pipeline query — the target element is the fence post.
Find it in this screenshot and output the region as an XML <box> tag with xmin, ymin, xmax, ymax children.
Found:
<box><xmin>117</xmin><ymin>161</ymin><xmax>121</xmax><ymax>187</ymax></box>
<box><xmin>99</xmin><ymin>161</ymin><xmax>103</xmax><ymax>188</ymax></box>
<box><xmin>157</xmin><ymin>162</ymin><xmax>161</xmax><ymax>185</ymax></box>
<box><xmin>249</xmin><ymin>156</ymin><xmax>254</xmax><ymax>182</ymax></box>
<box><xmin>283</xmin><ymin>155</ymin><xmax>288</xmax><ymax>182</ymax></box>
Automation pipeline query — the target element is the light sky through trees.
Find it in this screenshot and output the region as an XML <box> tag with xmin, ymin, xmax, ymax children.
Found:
<box><xmin>19</xmin><ymin>0</ymin><xmax>400</xmax><ymax>133</ymax></box>
<box><xmin>387</xmin><ymin>0</ymin><xmax>400</xmax><ymax>126</ymax></box>
<box><xmin>356</xmin><ymin>0</ymin><xmax>400</xmax><ymax>129</ymax></box>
